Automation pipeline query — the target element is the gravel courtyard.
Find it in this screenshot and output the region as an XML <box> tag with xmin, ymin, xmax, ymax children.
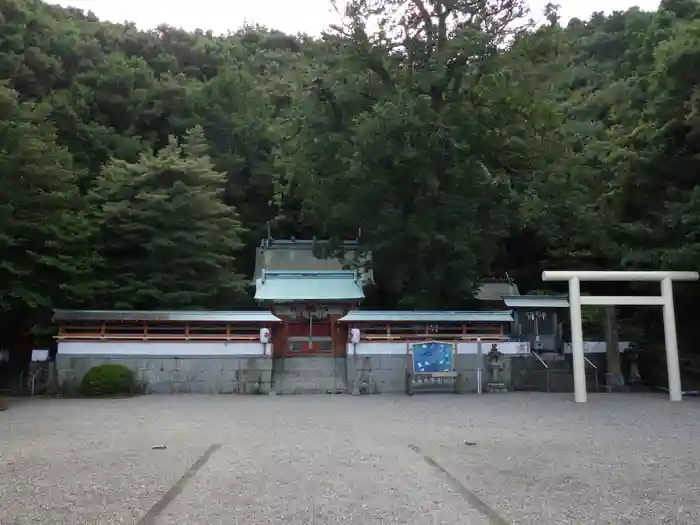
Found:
<box><xmin>1</xmin><ymin>393</ymin><xmax>699</xmax><ymax>525</ymax></box>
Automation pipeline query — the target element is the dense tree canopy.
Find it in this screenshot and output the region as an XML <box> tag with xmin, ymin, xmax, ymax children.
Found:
<box><xmin>2</xmin><ymin>0</ymin><xmax>700</xmax><ymax>354</ymax></box>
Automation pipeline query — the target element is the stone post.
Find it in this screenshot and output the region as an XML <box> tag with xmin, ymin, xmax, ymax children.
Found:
<box><xmin>348</xmin><ymin>344</ymin><xmax>359</xmax><ymax>395</ymax></box>
<box><xmin>486</xmin><ymin>344</ymin><xmax>507</xmax><ymax>393</ymax></box>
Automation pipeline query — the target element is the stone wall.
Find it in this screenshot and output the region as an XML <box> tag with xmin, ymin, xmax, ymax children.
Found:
<box><xmin>348</xmin><ymin>355</ymin><xmax>406</xmax><ymax>393</ymax></box>
<box><xmin>57</xmin><ymin>355</ymin><xmax>272</xmax><ymax>394</ymax></box>
<box><xmin>56</xmin><ymin>341</ymin><xmax>272</xmax><ymax>395</ymax></box>
<box><xmin>346</xmin><ymin>350</ymin><xmax>515</xmax><ymax>394</ymax></box>
<box><xmin>272</xmin><ymin>357</ymin><xmax>346</xmax><ymax>394</ymax></box>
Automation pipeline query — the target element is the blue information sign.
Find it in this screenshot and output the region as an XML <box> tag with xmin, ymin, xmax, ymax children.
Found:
<box><xmin>410</xmin><ymin>341</ymin><xmax>456</xmax><ymax>374</ymax></box>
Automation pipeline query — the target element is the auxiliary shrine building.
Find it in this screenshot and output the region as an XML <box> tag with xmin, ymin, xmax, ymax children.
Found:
<box><xmin>54</xmin><ymin>236</ymin><xmax>559</xmax><ymax>395</ymax></box>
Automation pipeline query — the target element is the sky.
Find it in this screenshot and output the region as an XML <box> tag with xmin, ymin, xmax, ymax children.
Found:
<box><xmin>45</xmin><ymin>0</ymin><xmax>662</xmax><ymax>36</ymax></box>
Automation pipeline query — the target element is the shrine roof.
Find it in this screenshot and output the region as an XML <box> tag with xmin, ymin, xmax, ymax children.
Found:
<box><xmin>52</xmin><ymin>310</ymin><xmax>282</xmax><ymax>323</ymax></box>
<box><xmin>253</xmin><ymin>238</ymin><xmax>373</xmax><ymax>285</ymax></box>
<box><xmin>261</xmin><ymin>239</ymin><xmax>360</xmax><ymax>249</ymax></box>
<box><xmin>254</xmin><ymin>270</ymin><xmax>365</xmax><ymax>303</ymax></box>
<box><xmin>338</xmin><ymin>310</ymin><xmax>514</xmax><ymax>323</ymax></box>
<box><xmin>502</xmin><ymin>295</ymin><xmax>569</xmax><ymax>308</ymax></box>
<box><xmin>476</xmin><ymin>280</ymin><xmax>520</xmax><ymax>301</ymax></box>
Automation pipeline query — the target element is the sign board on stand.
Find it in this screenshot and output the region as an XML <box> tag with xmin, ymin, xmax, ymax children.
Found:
<box><xmin>406</xmin><ymin>341</ymin><xmax>460</xmax><ymax>395</ymax></box>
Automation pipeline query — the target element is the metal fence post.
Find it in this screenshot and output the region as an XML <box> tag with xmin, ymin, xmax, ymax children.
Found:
<box><xmin>476</xmin><ymin>337</ymin><xmax>483</xmax><ymax>395</ymax></box>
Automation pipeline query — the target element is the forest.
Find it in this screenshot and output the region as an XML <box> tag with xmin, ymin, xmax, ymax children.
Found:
<box><xmin>2</xmin><ymin>0</ymin><xmax>700</xmax><ymax>361</ymax></box>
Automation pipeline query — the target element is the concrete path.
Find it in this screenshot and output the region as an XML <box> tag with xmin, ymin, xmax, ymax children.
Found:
<box><xmin>1</xmin><ymin>393</ymin><xmax>699</xmax><ymax>524</ymax></box>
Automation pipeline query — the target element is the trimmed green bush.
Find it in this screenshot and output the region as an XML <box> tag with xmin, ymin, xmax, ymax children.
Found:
<box><xmin>80</xmin><ymin>364</ymin><xmax>136</xmax><ymax>397</ymax></box>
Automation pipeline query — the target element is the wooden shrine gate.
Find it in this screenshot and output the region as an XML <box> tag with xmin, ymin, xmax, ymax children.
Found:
<box><xmin>272</xmin><ymin>304</ymin><xmax>348</xmax><ymax>358</ymax></box>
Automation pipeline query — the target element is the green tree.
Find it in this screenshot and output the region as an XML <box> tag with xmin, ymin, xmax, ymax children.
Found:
<box><xmin>92</xmin><ymin>126</ymin><xmax>248</xmax><ymax>309</ymax></box>
<box><xmin>0</xmin><ymin>84</ymin><xmax>94</xmax><ymax>321</ymax></box>
<box><xmin>279</xmin><ymin>0</ymin><xmax>548</xmax><ymax>306</ymax></box>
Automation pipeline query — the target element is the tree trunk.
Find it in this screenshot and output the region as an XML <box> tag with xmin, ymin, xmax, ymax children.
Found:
<box><xmin>604</xmin><ymin>306</ymin><xmax>626</xmax><ymax>391</ymax></box>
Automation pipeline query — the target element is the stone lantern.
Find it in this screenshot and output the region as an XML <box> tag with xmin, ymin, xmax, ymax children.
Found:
<box><xmin>486</xmin><ymin>344</ymin><xmax>507</xmax><ymax>393</ymax></box>
<box><xmin>625</xmin><ymin>342</ymin><xmax>642</xmax><ymax>386</ymax></box>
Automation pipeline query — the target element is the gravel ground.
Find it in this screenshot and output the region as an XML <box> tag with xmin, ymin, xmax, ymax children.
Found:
<box><xmin>1</xmin><ymin>392</ymin><xmax>699</xmax><ymax>525</ymax></box>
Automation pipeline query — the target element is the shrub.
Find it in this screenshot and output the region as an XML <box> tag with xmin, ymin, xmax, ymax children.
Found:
<box><xmin>80</xmin><ymin>364</ymin><xmax>136</xmax><ymax>397</ymax></box>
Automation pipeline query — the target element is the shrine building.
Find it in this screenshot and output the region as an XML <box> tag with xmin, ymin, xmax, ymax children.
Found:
<box><xmin>54</xmin><ymin>237</ymin><xmax>533</xmax><ymax>395</ymax></box>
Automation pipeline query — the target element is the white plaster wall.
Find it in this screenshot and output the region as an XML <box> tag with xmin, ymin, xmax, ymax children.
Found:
<box><xmin>348</xmin><ymin>341</ymin><xmax>531</xmax><ymax>355</ymax></box>
<box><xmin>348</xmin><ymin>342</ymin><xmax>407</xmax><ymax>355</ymax></box>
<box><xmin>457</xmin><ymin>341</ymin><xmax>530</xmax><ymax>355</ymax></box>
<box><xmin>58</xmin><ymin>341</ymin><xmax>266</xmax><ymax>356</ymax></box>
<box><xmin>564</xmin><ymin>341</ymin><xmax>631</xmax><ymax>354</ymax></box>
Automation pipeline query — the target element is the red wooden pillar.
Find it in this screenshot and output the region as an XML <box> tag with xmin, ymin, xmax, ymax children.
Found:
<box><xmin>272</xmin><ymin>317</ymin><xmax>289</xmax><ymax>358</ymax></box>
<box><xmin>331</xmin><ymin>314</ymin><xmax>347</xmax><ymax>357</ymax></box>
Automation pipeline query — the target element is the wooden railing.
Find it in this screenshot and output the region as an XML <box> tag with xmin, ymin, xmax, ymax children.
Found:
<box><xmin>57</xmin><ymin>322</ymin><xmax>266</xmax><ymax>342</ymax></box>
<box><xmin>354</xmin><ymin>322</ymin><xmax>506</xmax><ymax>341</ymax></box>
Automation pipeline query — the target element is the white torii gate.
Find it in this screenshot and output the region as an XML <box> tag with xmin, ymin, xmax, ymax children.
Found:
<box><xmin>541</xmin><ymin>271</ymin><xmax>699</xmax><ymax>403</ymax></box>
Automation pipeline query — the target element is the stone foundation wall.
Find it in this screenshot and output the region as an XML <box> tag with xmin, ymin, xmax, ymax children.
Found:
<box><xmin>56</xmin><ymin>355</ymin><xmax>272</xmax><ymax>395</ymax></box>
<box><xmin>346</xmin><ymin>353</ymin><xmax>514</xmax><ymax>394</ymax></box>
<box><xmin>272</xmin><ymin>357</ymin><xmax>346</xmax><ymax>394</ymax></box>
